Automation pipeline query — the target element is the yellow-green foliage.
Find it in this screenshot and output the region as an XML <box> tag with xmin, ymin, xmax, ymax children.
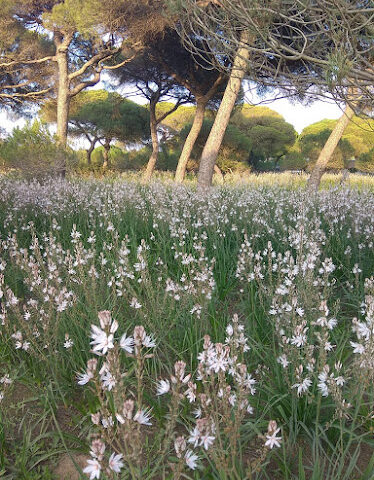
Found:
<box><xmin>157</xmin><ymin>103</ymin><xmax>216</xmax><ymax>133</ymax></box>
<box><xmin>233</xmin><ymin>104</ymin><xmax>283</xmax><ymax>120</ymax></box>
<box><xmin>298</xmin><ymin>116</ymin><xmax>374</xmax><ymax>171</ymax></box>
<box><xmin>157</xmin><ymin>104</ymin><xmax>197</xmax><ymax>132</ymax></box>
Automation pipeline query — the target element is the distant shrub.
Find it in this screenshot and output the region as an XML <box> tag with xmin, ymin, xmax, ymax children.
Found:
<box><xmin>357</xmin><ymin>149</ymin><xmax>374</xmax><ymax>173</ymax></box>
<box><xmin>280</xmin><ymin>151</ymin><xmax>307</xmax><ymax>171</ymax></box>
<box><xmin>0</xmin><ymin>121</ymin><xmax>77</xmax><ymax>179</ymax></box>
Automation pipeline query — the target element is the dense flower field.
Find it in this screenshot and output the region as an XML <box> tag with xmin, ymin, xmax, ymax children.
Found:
<box><xmin>0</xmin><ymin>176</ymin><xmax>373</xmax><ymax>479</ymax></box>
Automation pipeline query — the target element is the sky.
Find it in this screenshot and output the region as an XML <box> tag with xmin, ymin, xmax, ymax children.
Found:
<box><xmin>0</xmin><ymin>85</ymin><xmax>344</xmax><ymax>137</ymax></box>
<box><xmin>247</xmin><ymin>95</ymin><xmax>343</xmax><ymax>133</ymax></box>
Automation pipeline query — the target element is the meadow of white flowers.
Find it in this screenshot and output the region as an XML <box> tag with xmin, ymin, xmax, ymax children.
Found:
<box><xmin>0</xmin><ymin>176</ymin><xmax>373</xmax><ymax>479</ymax></box>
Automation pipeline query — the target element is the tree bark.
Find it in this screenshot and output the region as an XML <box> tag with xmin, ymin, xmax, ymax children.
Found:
<box><xmin>102</xmin><ymin>139</ymin><xmax>111</xmax><ymax>169</ymax></box>
<box><xmin>307</xmin><ymin>103</ymin><xmax>355</xmax><ymax>191</ymax></box>
<box><xmin>340</xmin><ymin>168</ymin><xmax>350</xmax><ymax>185</ymax></box>
<box><xmin>86</xmin><ymin>139</ymin><xmax>97</xmax><ymax>165</ymax></box>
<box><xmin>196</xmin><ymin>31</ymin><xmax>250</xmax><ymax>194</ymax></box>
<box><xmin>143</xmin><ymin>101</ymin><xmax>159</xmax><ymax>183</ymax></box>
<box><xmin>213</xmin><ymin>164</ymin><xmax>224</xmax><ymax>184</ymax></box>
<box><xmin>174</xmin><ymin>98</ymin><xmax>207</xmax><ymax>183</ymax></box>
<box><xmin>55</xmin><ymin>33</ymin><xmax>73</xmax><ymax>177</ymax></box>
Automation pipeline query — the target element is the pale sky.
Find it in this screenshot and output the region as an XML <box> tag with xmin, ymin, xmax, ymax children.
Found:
<box><xmin>0</xmin><ymin>86</ymin><xmax>344</xmax><ymax>138</ymax></box>
<box><xmin>249</xmin><ymin>96</ymin><xmax>343</xmax><ymax>133</ymax></box>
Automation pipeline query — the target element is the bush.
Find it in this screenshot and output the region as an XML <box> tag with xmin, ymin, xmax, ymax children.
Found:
<box><xmin>0</xmin><ymin>121</ymin><xmax>77</xmax><ymax>179</ymax></box>
<box><xmin>280</xmin><ymin>151</ymin><xmax>308</xmax><ymax>171</ymax></box>
<box><xmin>357</xmin><ymin>149</ymin><xmax>374</xmax><ymax>173</ymax></box>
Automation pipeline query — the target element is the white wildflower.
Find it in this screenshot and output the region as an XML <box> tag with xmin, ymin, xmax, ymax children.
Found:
<box><xmin>156</xmin><ymin>379</ymin><xmax>170</xmax><ymax>395</ymax></box>
<box><xmin>185</xmin><ymin>450</ymin><xmax>198</xmax><ymax>470</ymax></box>
<box><xmin>83</xmin><ymin>459</ymin><xmax>101</xmax><ymax>480</ymax></box>
<box><xmin>108</xmin><ymin>452</ymin><xmax>124</xmax><ymax>473</ymax></box>
<box><xmin>133</xmin><ymin>408</ymin><xmax>152</xmax><ymax>426</ymax></box>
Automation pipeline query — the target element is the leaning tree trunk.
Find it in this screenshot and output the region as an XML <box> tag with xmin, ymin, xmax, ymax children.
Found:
<box><xmin>175</xmin><ymin>98</ymin><xmax>207</xmax><ymax>183</ymax></box>
<box><xmin>196</xmin><ymin>31</ymin><xmax>250</xmax><ymax>194</ymax></box>
<box><xmin>213</xmin><ymin>164</ymin><xmax>224</xmax><ymax>184</ymax></box>
<box><xmin>143</xmin><ymin>103</ymin><xmax>159</xmax><ymax>183</ymax></box>
<box><xmin>307</xmin><ymin>104</ymin><xmax>355</xmax><ymax>191</ymax></box>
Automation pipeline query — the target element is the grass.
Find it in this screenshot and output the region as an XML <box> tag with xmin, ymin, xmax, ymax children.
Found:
<box><xmin>0</xmin><ymin>172</ymin><xmax>373</xmax><ymax>479</ymax></box>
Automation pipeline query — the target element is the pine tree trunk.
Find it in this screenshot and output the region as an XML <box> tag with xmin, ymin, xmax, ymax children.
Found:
<box><xmin>307</xmin><ymin>104</ymin><xmax>355</xmax><ymax>191</ymax></box>
<box><xmin>197</xmin><ymin>31</ymin><xmax>250</xmax><ymax>194</ymax></box>
<box><xmin>55</xmin><ymin>34</ymin><xmax>72</xmax><ymax>177</ymax></box>
<box><xmin>175</xmin><ymin>98</ymin><xmax>207</xmax><ymax>183</ymax></box>
<box><xmin>102</xmin><ymin>140</ymin><xmax>111</xmax><ymax>169</ymax></box>
<box><xmin>86</xmin><ymin>141</ymin><xmax>95</xmax><ymax>165</ymax></box>
<box><xmin>143</xmin><ymin>103</ymin><xmax>159</xmax><ymax>183</ymax></box>
<box><xmin>213</xmin><ymin>164</ymin><xmax>224</xmax><ymax>184</ymax></box>
<box><xmin>340</xmin><ymin>169</ymin><xmax>350</xmax><ymax>185</ymax></box>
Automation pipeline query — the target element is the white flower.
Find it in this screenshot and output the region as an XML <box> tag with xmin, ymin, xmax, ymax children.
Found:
<box><xmin>242</xmin><ymin>374</ymin><xmax>257</xmax><ymax>394</ymax></box>
<box><xmin>292</xmin><ymin>377</ymin><xmax>312</xmax><ymax>396</ymax></box>
<box><xmin>201</xmin><ymin>433</ymin><xmax>215</xmax><ymax>450</ymax></box>
<box><xmin>188</xmin><ymin>427</ymin><xmax>200</xmax><ymax>447</ymax></box>
<box><xmin>108</xmin><ymin>452</ymin><xmax>124</xmax><ymax>473</ymax></box>
<box><xmin>247</xmin><ymin>404</ymin><xmax>254</xmax><ymax>414</ymax></box>
<box><xmin>296</xmin><ymin>307</ymin><xmax>304</xmax><ymax>317</ymax></box>
<box><xmin>265</xmin><ymin>428</ymin><xmax>282</xmax><ymax>449</ymax></box>
<box><xmin>226</xmin><ymin>324</ymin><xmax>233</xmax><ymax>336</ymax></box>
<box><xmin>90</xmin><ymin>325</ymin><xmax>114</xmax><ymax>355</ymax></box>
<box><xmin>355</xmin><ymin>322</ymin><xmax>371</xmax><ymax>340</ymax></box>
<box><xmin>110</xmin><ymin>320</ymin><xmax>119</xmax><ymax>334</ymax></box>
<box><xmin>350</xmin><ymin>341</ymin><xmax>365</xmax><ymax>354</ymax></box>
<box><xmin>83</xmin><ymin>459</ymin><xmax>101</xmax><ymax>480</ymax></box>
<box><xmin>211</xmin><ymin>355</ymin><xmax>228</xmax><ymax>373</ymax></box>
<box><xmin>11</xmin><ymin>331</ymin><xmax>22</xmax><ymax>342</ymax></box>
<box><xmin>318</xmin><ymin>383</ymin><xmax>329</xmax><ymax>396</ymax></box>
<box><xmin>156</xmin><ymin>379</ymin><xmax>170</xmax><ymax>395</ymax></box>
<box><xmin>317</xmin><ymin>371</ymin><xmax>329</xmax><ymax>397</ymax></box>
<box><xmin>143</xmin><ymin>335</ymin><xmax>156</xmax><ymax>348</ymax></box>
<box><xmin>0</xmin><ymin>375</ymin><xmax>12</xmax><ymax>385</ymax></box>
<box><xmin>190</xmin><ymin>304</ymin><xmax>202</xmax><ymax>316</ymax></box>
<box><xmin>101</xmin><ymin>371</ymin><xmax>116</xmax><ymax>391</ymax></box>
<box><xmin>185</xmin><ymin>383</ymin><xmax>196</xmax><ymax>403</ymax></box>
<box><xmin>352</xmin><ymin>264</ymin><xmax>362</xmax><ymax>274</ymax></box>
<box><xmin>193</xmin><ymin>407</ymin><xmax>202</xmax><ymax>418</ymax></box>
<box><xmin>327</xmin><ymin>318</ymin><xmax>337</xmax><ymax>330</ymax></box>
<box><xmin>77</xmin><ymin>371</ymin><xmax>93</xmax><ymax>386</ymax></box>
<box><xmin>130</xmin><ymin>297</ymin><xmax>142</xmax><ymax>309</ymax></box>
<box><xmin>120</xmin><ymin>333</ymin><xmax>134</xmax><ymax>353</ymax></box>
<box><xmin>101</xmin><ymin>416</ymin><xmax>114</xmax><ymax>429</ymax></box>
<box><xmin>277</xmin><ymin>354</ymin><xmax>289</xmax><ymax>368</ymax></box>
<box><xmin>229</xmin><ymin>393</ymin><xmax>237</xmax><ymax>406</ymax></box>
<box><xmin>324</xmin><ymin>341</ymin><xmax>335</xmax><ymax>352</ymax></box>
<box><xmin>64</xmin><ymin>336</ymin><xmax>74</xmax><ymax>349</ymax></box>
<box><xmin>290</xmin><ymin>334</ymin><xmax>307</xmax><ymax>348</ymax></box>
<box><xmin>185</xmin><ymin>450</ymin><xmax>198</xmax><ymax>470</ymax></box>
<box><xmin>134</xmin><ymin>408</ymin><xmax>152</xmax><ymax>426</ymax></box>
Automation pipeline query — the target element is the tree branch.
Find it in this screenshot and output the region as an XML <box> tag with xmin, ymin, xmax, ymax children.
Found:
<box><xmin>68</xmin><ymin>48</ymin><xmax>119</xmax><ymax>81</ymax></box>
